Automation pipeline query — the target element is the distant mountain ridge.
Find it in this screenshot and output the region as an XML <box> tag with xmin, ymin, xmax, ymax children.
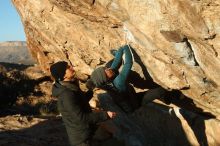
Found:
<box><xmin>0</xmin><ymin>41</ymin><xmax>36</xmax><ymax>65</ymax></box>
<box><xmin>0</xmin><ymin>41</ymin><xmax>26</xmax><ymax>46</ymax></box>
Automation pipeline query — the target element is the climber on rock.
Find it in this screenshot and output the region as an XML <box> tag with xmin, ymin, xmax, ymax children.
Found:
<box><xmin>50</xmin><ymin>61</ymin><xmax>116</xmax><ymax>146</ymax></box>
<box><xmin>86</xmin><ymin>45</ymin><xmax>175</xmax><ymax>113</ymax></box>
<box><xmin>86</xmin><ymin>44</ymin><xmax>141</xmax><ymax>113</ymax></box>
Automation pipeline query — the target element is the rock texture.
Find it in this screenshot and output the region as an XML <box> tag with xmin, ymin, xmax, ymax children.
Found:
<box><xmin>12</xmin><ymin>0</ymin><xmax>220</xmax><ymax>145</ymax></box>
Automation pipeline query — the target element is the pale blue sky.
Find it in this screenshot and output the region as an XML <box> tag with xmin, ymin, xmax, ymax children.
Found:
<box><xmin>0</xmin><ymin>0</ymin><xmax>26</xmax><ymax>42</ymax></box>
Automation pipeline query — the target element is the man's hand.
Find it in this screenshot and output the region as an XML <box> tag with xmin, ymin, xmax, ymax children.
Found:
<box><xmin>107</xmin><ymin>111</ymin><xmax>117</xmax><ymax>119</ymax></box>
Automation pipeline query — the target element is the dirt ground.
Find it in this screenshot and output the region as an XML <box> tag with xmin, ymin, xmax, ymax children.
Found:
<box><xmin>0</xmin><ymin>63</ymin><xmax>68</xmax><ymax>146</ymax></box>
<box><xmin>0</xmin><ymin>115</ymin><xmax>69</xmax><ymax>146</ymax></box>
<box><xmin>0</xmin><ymin>64</ymin><xmax>124</xmax><ymax>146</ymax></box>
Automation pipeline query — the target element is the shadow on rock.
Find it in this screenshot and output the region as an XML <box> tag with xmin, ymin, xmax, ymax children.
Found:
<box><xmin>98</xmin><ymin>93</ymin><xmax>194</xmax><ymax>146</ymax></box>
<box><xmin>165</xmin><ymin>94</ymin><xmax>216</xmax><ymax>146</ymax></box>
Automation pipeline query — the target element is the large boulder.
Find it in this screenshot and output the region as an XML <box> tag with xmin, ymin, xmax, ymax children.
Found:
<box><xmin>12</xmin><ymin>0</ymin><xmax>220</xmax><ymax>118</ymax></box>
<box><xmin>12</xmin><ymin>0</ymin><xmax>220</xmax><ymax>145</ymax></box>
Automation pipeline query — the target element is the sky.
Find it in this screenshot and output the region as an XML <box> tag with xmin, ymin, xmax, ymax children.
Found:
<box><xmin>0</xmin><ymin>0</ymin><xmax>26</xmax><ymax>42</ymax></box>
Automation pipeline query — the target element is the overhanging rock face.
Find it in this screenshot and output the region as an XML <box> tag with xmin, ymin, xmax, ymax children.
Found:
<box><xmin>12</xmin><ymin>0</ymin><xmax>220</xmax><ymax>118</ymax></box>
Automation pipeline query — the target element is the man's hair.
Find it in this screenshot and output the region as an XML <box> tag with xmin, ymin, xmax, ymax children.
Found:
<box><xmin>50</xmin><ymin>61</ymin><xmax>68</xmax><ymax>81</ymax></box>
<box><xmin>90</xmin><ymin>67</ymin><xmax>107</xmax><ymax>88</ymax></box>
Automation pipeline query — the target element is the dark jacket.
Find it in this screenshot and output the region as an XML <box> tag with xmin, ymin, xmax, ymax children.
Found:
<box><xmin>52</xmin><ymin>81</ymin><xmax>108</xmax><ymax>146</ymax></box>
